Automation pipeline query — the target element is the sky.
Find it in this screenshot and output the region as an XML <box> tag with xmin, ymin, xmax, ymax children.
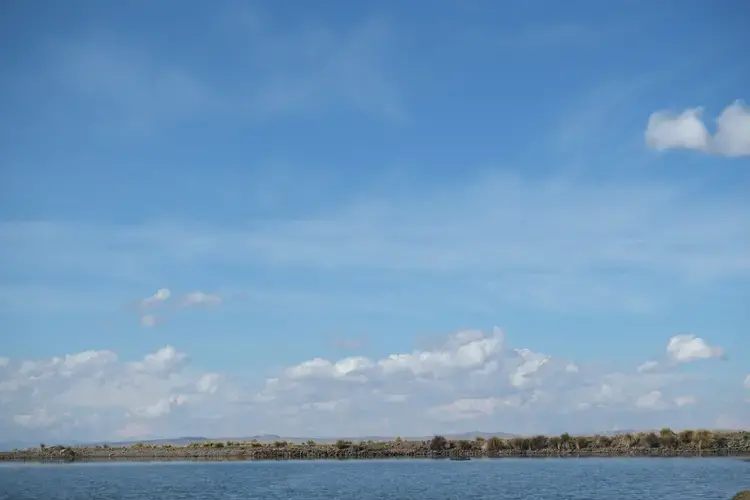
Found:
<box><xmin>0</xmin><ymin>0</ymin><xmax>749</xmax><ymax>445</ymax></box>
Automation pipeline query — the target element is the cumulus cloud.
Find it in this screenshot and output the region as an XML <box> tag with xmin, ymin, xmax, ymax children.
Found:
<box><xmin>0</xmin><ymin>344</ymin><xmax>244</xmax><ymax>444</ymax></box>
<box><xmin>645</xmin><ymin>108</ymin><xmax>710</xmax><ymax>152</ymax></box>
<box><xmin>666</xmin><ymin>334</ymin><xmax>724</xmax><ymax>363</ymax></box>
<box><xmin>0</xmin><ymin>329</ymin><xmax>742</xmax><ymax>444</ymax></box>
<box><xmin>133</xmin><ymin>345</ymin><xmax>189</xmax><ymax>376</ymax></box>
<box><xmin>645</xmin><ymin>100</ymin><xmax>750</xmax><ymax>157</ymax></box>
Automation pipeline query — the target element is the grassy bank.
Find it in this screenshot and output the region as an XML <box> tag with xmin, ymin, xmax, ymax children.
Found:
<box><xmin>2</xmin><ymin>429</ymin><xmax>749</xmax><ymax>462</ymax></box>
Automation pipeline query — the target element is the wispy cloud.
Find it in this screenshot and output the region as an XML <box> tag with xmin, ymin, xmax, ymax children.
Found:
<box><xmin>238</xmin><ymin>15</ymin><xmax>405</xmax><ymax>122</ymax></box>
<box><xmin>1</xmin><ymin>172</ymin><xmax>748</xmax><ymax>314</ymax></box>
<box><xmin>179</xmin><ymin>291</ymin><xmax>222</xmax><ymax>308</ymax></box>
<box><xmin>42</xmin><ymin>11</ymin><xmax>405</xmax><ymax>134</ymax></box>
<box><xmin>51</xmin><ymin>36</ymin><xmax>220</xmax><ymax>135</ymax></box>
<box><xmin>141</xmin><ymin>288</ymin><xmax>171</xmax><ymax>309</ymax></box>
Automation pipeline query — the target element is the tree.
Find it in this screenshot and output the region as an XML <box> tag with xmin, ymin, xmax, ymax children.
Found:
<box><xmin>429</xmin><ymin>435</ymin><xmax>448</xmax><ymax>452</ymax></box>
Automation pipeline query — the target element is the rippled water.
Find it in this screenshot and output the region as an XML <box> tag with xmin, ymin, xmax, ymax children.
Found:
<box><xmin>1</xmin><ymin>458</ymin><xmax>748</xmax><ymax>499</ymax></box>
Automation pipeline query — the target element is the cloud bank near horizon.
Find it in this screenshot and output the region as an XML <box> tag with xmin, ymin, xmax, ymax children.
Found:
<box><xmin>0</xmin><ymin>327</ymin><xmax>743</xmax><ymax>444</ymax></box>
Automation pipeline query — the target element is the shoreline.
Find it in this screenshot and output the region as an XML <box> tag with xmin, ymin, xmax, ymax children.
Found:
<box><xmin>4</xmin><ymin>430</ymin><xmax>748</xmax><ymax>463</ymax></box>
<box><xmin>3</xmin><ymin>452</ymin><xmax>750</xmax><ymax>464</ymax></box>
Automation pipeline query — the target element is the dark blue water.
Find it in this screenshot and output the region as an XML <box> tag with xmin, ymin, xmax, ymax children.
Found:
<box><xmin>0</xmin><ymin>458</ymin><xmax>748</xmax><ymax>499</ymax></box>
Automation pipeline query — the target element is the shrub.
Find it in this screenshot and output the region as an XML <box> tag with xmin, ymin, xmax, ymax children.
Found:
<box><xmin>548</xmin><ymin>436</ymin><xmax>561</xmax><ymax>450</ymax></box>
<box><xmin>530</xmin><ymin>435</ymin><xmax>549</xmax><ymax>450</ymax></box>
<box><xmin>613</xmin><ymin>433</ymin><xmax>636</xmax><ymax>449</ymax></box>
<box><xmin>457</xmin><ymin>440</ymin><xmax>473</xmax><ymax>450</ymax></box>
<box><xmin>677</xmin><ymin>430</ymin><xmax>693</xmax><ymax>445</ymax></box>
<box><xmin>509</xmin><ymin>437</ymin><xmax>527</xmax><ymax>450</ymax></box>
<box><xmin>574</xmin><ymin>436</ymin><xmax>591</xmax><ymax>451</ymax></box>
<box><xmin>335</xmin><ymin>440</ymin><xmax>352</xmax><ymax>450</ymax></box>
<box><xmin>692</xmin><ymin>430</ymin><xmax>714</xmax><ymax>450</ymax></box>
<box><xmin>639</xmin><ymin>432</ymin><xmax>660</xmax><ymax>449</ymax></box>
<box><xmin>658</xmin><ymin>428</ymin><xmax>676</xmax><ymax>448</ymax></box>
<box><xmin>594</xmin><ymin>435</ymin><xmax>612</xmax><ymax>448</ymax></box>
<box><xmin>485</xmin><ymin>436</ymin><xmax>506</xmax><ymax>454</ymax></box>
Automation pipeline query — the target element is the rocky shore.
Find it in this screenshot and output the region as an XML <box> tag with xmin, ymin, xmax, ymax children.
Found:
<box><xmin>2</xmin><ymin>429</ymin><xmax>749</xmax><ymax>463</ymax></box>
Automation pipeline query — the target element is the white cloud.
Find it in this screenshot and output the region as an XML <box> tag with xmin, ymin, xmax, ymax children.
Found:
<box><xmin>744</xmin><ymin>374</ymin><xmax>750</xmax><ymax>389</ymax></box>
<box><xmin>140</xmin><ymin>314</ymin><xmax>158</xmax><ymax>327</ymax></box>
<box><xmin>666</xmin><ymin>334</ymin><xmax>724</xmax><ymax>363</ymax></box>
<box><xmin>181</xmin><ymin>291</ymin><xmax>222</xmax><ymax>308</ymax></box>
<box><xmin>196</xmin><ymin>373</ymin><xmax>220</xmax><ymax>395</ymax></box>
<box><xmin>133</xmin><ymin>345</ymin><xmax>189</xmax><ymax>376</ymax></box>
<box><xmin>674</xmin><ymin>396</ymin><xmax>696</xmax><ymax>407</ymax></box>
<box><xmin>0</xmin><ymin>329</ymin><xmax>743</xmax><ymax>443</ymax></box>
<box><xmin>141</xmin><ymin>288</ymin><xmax>170</xmax><ymax>308</ymax></box>
<box><xmin>645</xmin><ymin>108</ymin><xmax>710</xmax><ymax>152</ymax></box>
<box><xmin>712</xmin><ymin>101</ymin><xmax>750</xmax><ymax>157</ymax></box>
<box><xmin>645</xmin><ymin>100</ymin><xmax>750</xmax><ymax>157</ymax></box>
<box><xmin>635</xmin><ymin>390</ymin><xmax>663</xmax><ymax>409</ymax></box>
<box><xmin>637</xmin><ymin>361</ymin><xmax>659</xmax><ymax>373</ymax></box>
<box><xmin>0</xmin><ymin>344</ymin><xmax>245</xmax><ymax>443</ymax></box>
<box><xmin>13</xmin><ymin>408</ymin><xmax>58</xmax><ymax>429</ymax></box>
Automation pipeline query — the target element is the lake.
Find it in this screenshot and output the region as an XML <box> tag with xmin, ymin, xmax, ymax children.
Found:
<box><xmin>0</xmin><ymin>458</ymin><xmax>748</xmax><ymax>499</ymax></box>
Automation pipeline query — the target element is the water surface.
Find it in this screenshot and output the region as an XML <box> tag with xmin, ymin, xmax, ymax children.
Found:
<box><xmin>1</xmin><ymin>458</ymin><xmax>748</xmax><ymax>499</ymax></box>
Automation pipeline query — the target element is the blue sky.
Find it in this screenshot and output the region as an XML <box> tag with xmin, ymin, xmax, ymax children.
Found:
<box><xmin>0</xmin><ymin>0</ymin><xmax>748</xmax><ymax>443</ymax></box>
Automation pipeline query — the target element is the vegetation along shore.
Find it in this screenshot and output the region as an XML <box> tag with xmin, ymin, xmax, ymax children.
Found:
<box><xmin>2</xmin><ymin>429</ymin><xmax>749</xmax><ymax>462</ymax></box>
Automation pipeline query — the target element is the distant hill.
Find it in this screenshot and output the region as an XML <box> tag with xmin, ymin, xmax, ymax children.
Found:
<box><xmin>0</xmin><ymin>431</ymin><xmax>520</xmax><ymax>451</ymax></box>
